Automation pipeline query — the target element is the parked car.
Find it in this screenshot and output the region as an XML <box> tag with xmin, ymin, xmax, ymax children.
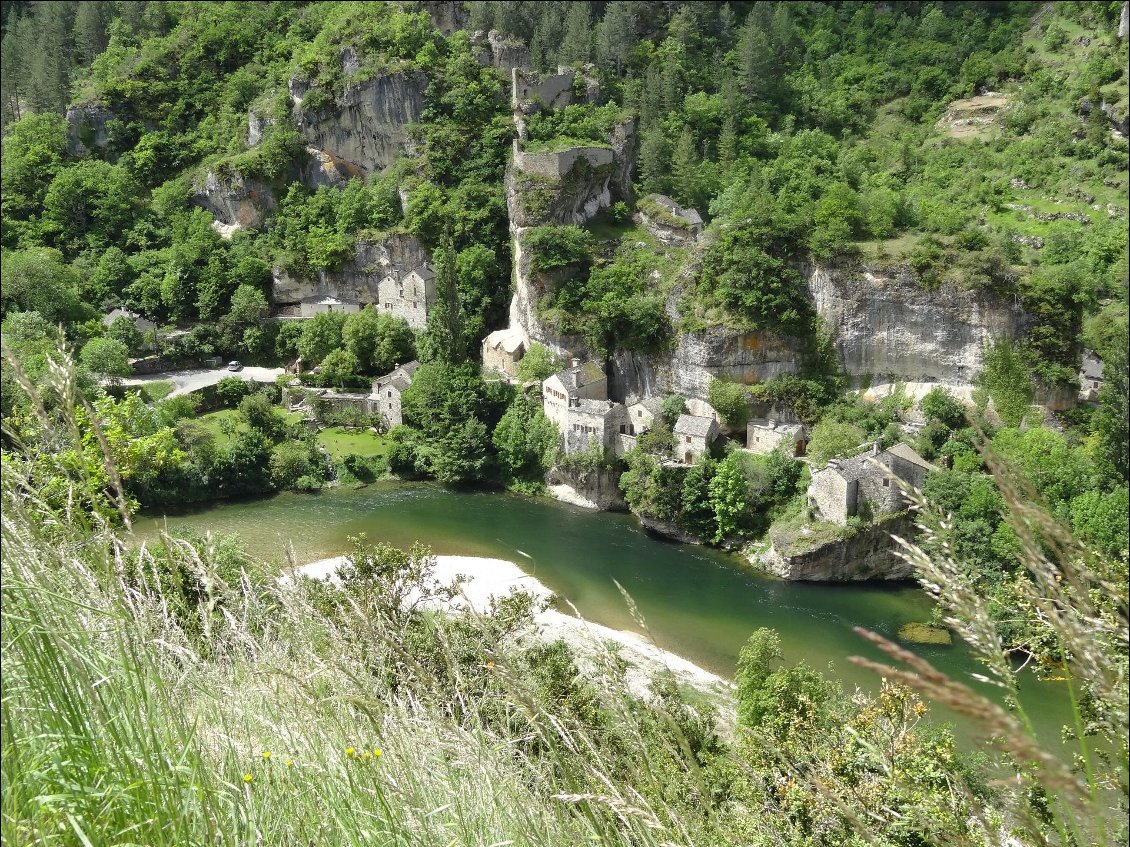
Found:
<box><xmin>226</xmin><ymin>360</ymin><xmax>243</xmax><ymax>372</ymax></box>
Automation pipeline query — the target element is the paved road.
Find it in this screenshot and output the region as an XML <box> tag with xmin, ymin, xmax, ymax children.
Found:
<box><xmin>121</xmin><ymin>366</ymin><xmax>285</xmax><ymax>397</ymax></box>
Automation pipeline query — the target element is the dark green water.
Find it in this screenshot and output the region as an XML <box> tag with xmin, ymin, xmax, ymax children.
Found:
<box><xmin>138</xmin><ymin>482</ymin><xmax>1074</xmax><ymax>744</ymax></box>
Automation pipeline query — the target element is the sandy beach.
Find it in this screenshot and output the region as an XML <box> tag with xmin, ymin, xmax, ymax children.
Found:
<box><xmin>290</xmin><ymin>554</ymin><xmax>732</xmax><ymax>700</ymax></box>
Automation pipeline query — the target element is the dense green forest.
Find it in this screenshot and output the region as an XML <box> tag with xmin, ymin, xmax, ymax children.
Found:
<box><xmin>1</xmin><ymin>1</ymin><xmax>1128</xmax><ymax>845</ymax></box>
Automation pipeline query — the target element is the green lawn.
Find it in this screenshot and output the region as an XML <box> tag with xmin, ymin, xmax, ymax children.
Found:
<box><xmin>194</xmin><ymin>409</ymin><xmax>242</xmax><ymax>446</ymax></box>
<box><xmin>137</xmin><ymin>380</ymin><xmax>175</xmax><ymax>402</ymax></box>
<box><xmin>316</xmin><ymin>427</ymin><xmax>389</xmax><ymax>459</ymax></box>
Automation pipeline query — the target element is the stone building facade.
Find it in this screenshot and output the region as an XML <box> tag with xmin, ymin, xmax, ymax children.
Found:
<box><xmin>746</xmin><ymin>419</ymin><xmax>808</xmax><ymax>456</ymax></box>
<box><xmin>370</xmin><ymin>361</ymin><xmax>421</xmax><ymax>429</ymax></box>
<box><xmin>376</xmin><ymin>265</ymin><xmax>435</xmax><ymax>330</ymax></box>
<box><xmin>673</xmin><ymin>414</ymin><xmax>719</xmax><ymax>464</ymax></box>
<box><xmin>482</xmin><ymin>326</ymin><xmax>528</xmax><ymax>378</ymax></box>
<box><xmin>808</xmin><ymin>442</ymin><xmax>935</xmax><ymax>526</ymax></box>
<box><xmin>542</xmin><ymin>360</ymin><xmax>609</xmax><ymax>434</ymax></box>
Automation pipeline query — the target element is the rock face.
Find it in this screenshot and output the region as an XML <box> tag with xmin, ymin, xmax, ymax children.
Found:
<box><xmin>271</xmin><ymin>232</ymin><xmax>429</xmax><ymax>305</ymax></box>
<box><xmin>65</xmin><ymin>103</ymin><xmax>115</xmax><ymax>157</ymax></box>
<box><xmin>752</xmin><ymin>516</ymin><xmax>916</xmax><ymax>582</ymax></box>
<box><xmin>611</xmin><ymin>321</ymin><xmax>805</xmax><ymax>405</ymax></box>
<box><xmin>191</xmin><ymin>169</ymin><xmax>279</xmax><ymax>229</ymax></box>
<box><xmin>415</xmin><ymin>0</ymin><xmax>468</xmax><ymax>35</ymax></box>
<box><xmin>807</xmin><ymin>262</ymin><xmax>1028</xmax><ymax>387</ymax></box>
<box><xmin>302</xmin><ymin>146</ymin><xmax>366</xmax><ymax>189</ymax></box>
<box><xmin>546</xmin><ymin>465</ymin><xmax>626</xmax><ymax>511</ymax></box>
<box><xmin>1120</xmin><ymin>1</ymin><xmax>1128</xmax><ymax>39</ymax></box>
<box><xmin>289</xmin><ymin>70</ymin><xmax>427</xmax><ymax>175</ymax></box>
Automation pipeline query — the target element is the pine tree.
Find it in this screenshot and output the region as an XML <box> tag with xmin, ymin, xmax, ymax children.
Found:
<box><xmin>420</xmin><ymin>244</ymin><xmax>466</xmax><ymax>365</ymax></box>
<box><xmin>638</xmin><ymin>123</ymin><xmax>672</xmax><ymax>195</ymax></box>
<box><xmin>717</xmin><ymin>3</ymin><xmax>738</xmax><ymax>51</ymax></box>
<box><xmin>671</xmin><ymin>125</ymin><xmax>701</xmax><ymax>209</ymax></box>
<box><xmin>560</xmin><ymin>2</ymin><xmax>592</xmax><ymax>66</ymax></box>
<box><xmin>597</xmin><ymin>1</ymin><xmax>636</xmax><ymax>77</ymax></box>
<box><xmin>73</xmin><ymin>0</ymin><xmax>110</xmax><ymax>67</ymax></box>
<box><xmin>718</xmin><ymin>115</ymin><xmax>739</xmax><ymax>169</ymax></box>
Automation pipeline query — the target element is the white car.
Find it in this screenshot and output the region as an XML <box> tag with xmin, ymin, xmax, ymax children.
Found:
<box><xmin>226</xmin><ymin>361</ymin><xmax>243</xmax><ymax>372</ymax></box>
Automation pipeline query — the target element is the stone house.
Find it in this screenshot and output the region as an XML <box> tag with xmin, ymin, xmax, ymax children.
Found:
<box><xmin>1079</xmin><ymin>350</ymin><xmax>1104</xmax><ymax>402</ymax></box>
<box><xmin>673</xmin><ymin>414</ymin><xmax>719</xmax><ymax>464</ymax></box>
<box><xmin>376</xmin><ymin>264</ymin><xmax>435</xmax><ymax>330</ymax></box>
<box><xmin>746</xmin><ymin>419</ymin><xmax>808</xmax><ymax>456</ymax></box>
<box><xmin>807</xmin><ymin>442</ymin><xmax>935</xmax><ymax>526</ymax></box>
<box><xmin>639</xmin><ymin>194</ymin><xmax>704</xmax><ymax>243</ymax></box>
<box><xmin>103</xmin><ymin>309</ymin><xmax>159</xmax><ymax>336</ymax></box>
<box><xmin>564</xmin><ymin>399</ymin><xmax>629</xmax><ymax>455</ymax></box>
<box><xmin>370</xmin><ymin>360</ymin><xmax>421</xmax><ymax>429</ymax></box>
<box><xmin>482</xmin><ymin>326</ymin><xmax>528</xmax><ymax>378</ymax></box>
<box><xmin>542</xmin><ymin>359</ymin><xmax>608</xmax><ymax>434</ymax></box>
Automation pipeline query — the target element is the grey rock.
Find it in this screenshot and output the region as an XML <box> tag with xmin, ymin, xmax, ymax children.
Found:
<box><xmin>271</xmin><ymin>232</ymin><xmax>429</xmax><ymax>305</ymax></box>
<box><xmin>191</xmin><ymin>168</ymin><xmax>278</xmax><ymax>228</ymax></box>
<box><xmin>65</xmin><ymin>103</ymin><xmax>115</xmax><ymax>157</ymax></box>
<box><xmin>290</xmin><ymin>71</ymin><xmax>427</xmax><ymax>175</ymax></box>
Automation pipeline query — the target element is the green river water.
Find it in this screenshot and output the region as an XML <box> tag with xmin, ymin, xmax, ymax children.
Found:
<box><xmin>138</xmin><ymin>482</ymin><xmax>1074</xmax><ymax>746</ymax></box>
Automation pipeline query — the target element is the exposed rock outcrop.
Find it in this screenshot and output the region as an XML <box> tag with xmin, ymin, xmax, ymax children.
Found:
<box><xmin>546</xmin><ymin>465</ymin><xmax>626</xmax><ymax>511</ymax></box>
<box><xmin>415</xmin><ymin>0</ymin><xmax>468</xmax><ymax>35</ymax></box>
<box><xmin>289</xmin><ymin>69</ymin><xmax>427</xmax><ymax>175</ymax></box>
<box><xmin>302</xmin><ymin>146</ymin><xmax>365</xmax><ymax>189</ymax></box>
<box><xmin>191</xmin><ymin>168</ymin><xmax>279</xmax><ymax>229</ymax></box>
<box><xmin>65</xmin><ymin>103</ymin><xmax>116</xmax><ymax>157</ymax></box>
<box><xmin>806</xmin><ymin>262</ymin><xmax>1029</xmax><ymax>387</ymax></box>
<box><xmin>471</xmin><ymin>30</ymin><xmax>530</xmax><ymax>70</ymax></box>
<box><xmin>750</xmin><ymin>515</ymin><xmax>916</xmax><ymax>582</ymax></box>
<box><xmin>271</xmin><ymin>232</ymin><xmax>429</xmax><ymax>305</ymax></box>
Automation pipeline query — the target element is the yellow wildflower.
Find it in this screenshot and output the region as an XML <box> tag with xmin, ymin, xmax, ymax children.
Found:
<box><xmin>373</xmin><ymin>748</ymin><xmax>382</xmax><ymax>758</ymax></box>
<box><xmin>345</xmin><ymin>746</ymin><xmax>356</xmax><ymax>757</ymax></box>
<box><xmin>284</xmin><ymin>758</ymin><xmax>293</xmax><ymax>768</ymax></box>
<box><xmin>243</xmin><ymin>772</ymin><xmax>253</xmax><ymax>783</ymax></box>
<box><xmin>262</xmin><ymin>750</ymin><xmax>271</xmax><ymax>760</ymax></box>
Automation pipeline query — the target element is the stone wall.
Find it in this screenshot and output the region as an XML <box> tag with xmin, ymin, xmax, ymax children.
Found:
<box><xmin>808</xmin><ymin>466</ymin><xmax>853</xmax><ymax>525</ymax></box>
<box><xmin>513</xmin><ymin>143</ymin><xmax>616</xmax><ymax>181</ymax></box>
<box><xmin>512</xmin><ymin>68</ymin><xmax>580</xmax><ymax>111</ymax></box>
<box><xmin>754</xmin><ymin>515</ymin><xmax>916</xmax><ymax>581</ymax></box>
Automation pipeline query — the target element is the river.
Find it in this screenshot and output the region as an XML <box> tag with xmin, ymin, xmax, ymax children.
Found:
<box><xmin>137</xmin><ymin>481</ymin><xmax>1074</xmax><ymax>746</ymax></box>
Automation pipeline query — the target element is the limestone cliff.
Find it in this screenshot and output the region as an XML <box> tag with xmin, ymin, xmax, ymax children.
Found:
<box><xmin>191</xmin><ymin>168</ymin><xmax>280</xmax><ymax>229</ymax></box>
<box><xmin>288</xmin><ymin>68</ymin><xmax>426</xmax><ymax>176</ymax></box>
<box><xmin>806</xmin><ymin>261</ymin><xmax>1029</xmax><ymax>387</ymax></box>
<box><xmin>65</xmin><ymin>103</ymin><xmax>116</xmax><ymax>157</ymax></box>
<box><xmin>271</xmin><ymin>232</ymin><xmax>428</xmax><ymax>305</ymax></box>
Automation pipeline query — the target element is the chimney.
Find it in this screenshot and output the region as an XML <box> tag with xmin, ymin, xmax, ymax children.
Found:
<box><xmin>571</xmin><ymin>357</ymin><xmax>580</xmax><ymax>369</ymax></box>
<box><xmin>871</xmin><ymin>441</ymin><xmax>881</xmax><ymax>456</ymax></box>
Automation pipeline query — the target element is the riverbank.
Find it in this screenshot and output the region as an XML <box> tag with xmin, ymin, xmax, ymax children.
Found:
<box><xmin>291</xmin><ymin>553</ymin><xmax>734</xmax><ymax>703</ymax></box>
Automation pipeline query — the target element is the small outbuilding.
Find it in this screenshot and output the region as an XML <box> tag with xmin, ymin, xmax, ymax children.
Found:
<box><xmin>1079</xmin><ymin>350</ymin><xmax>1104</xmax><ymax>402</ymax></box>
<box><xmin>371</xmin><ymin>361</ymin><xmax>421</xmax><ymax>429</ymax></box>
<box><xmin>103</xmin><ymin>307</ymin><xmax>158</xmax><ymax>334</ymax></box>
<box><xmin>673</xmin><ymin>414</ymin><xmax>719</xmax><ymax>464</ymax></box>
<box><xmin>482</xmin><ymin>327</ymin><xmax>528</xmax><ymax>378</ymax></box>
<box><xmin>746</xmin><ymin>419</ymin><xmax>808</xmax><ymax>456</ymax></box>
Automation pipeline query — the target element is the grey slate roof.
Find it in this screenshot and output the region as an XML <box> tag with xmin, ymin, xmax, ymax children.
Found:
<box><xmin>673</xmin><ymin>414</ymin><xmax>715</xmax><ymax>438</ymax></box>
<box><xmin>552</xmin><ymin>360</ymin><xmax>605</xmax><ymax>391</ymax></box>
<box><xmin>885</xmin><ymin>442</ymin><xmax>936</xmax><ymax>471</ymax></box>
<box><xmin>1081</xmin><ymin>351</ymin><xmax>1104</xmax><ymax>381</ymax></box>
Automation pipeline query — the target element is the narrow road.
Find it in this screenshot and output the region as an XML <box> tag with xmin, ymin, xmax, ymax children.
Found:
<box><xmin>120</xmin><ymin>366</ymin><xmax>284</xmax><ymax>397</ymax></box>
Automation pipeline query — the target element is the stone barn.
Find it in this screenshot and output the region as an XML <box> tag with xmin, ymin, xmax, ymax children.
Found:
<box><xmin>377</xmin><ymin>265</ymin><xmax>435</xmax><ymax>330</ymax></box>
<box><xmin>371</xmin><ymin>361</ymin><xmax>421</xmax><ymax>429</ymax></box>
<box><xmin>808</xmin><ymin>442</ymin><xmax>935</xmax><ymax>525</ymax></box>
<box><xmin>482</xmin><ymin>327</ymin><xmax>527</xmax><ymax>378</ymax></box>
<box><xmin>673</xmin><ymin>414</ymin><xmax>719</xmax><ymax>464</ymax></box>
<box><xmin>746</xmin><ymin>419</ymin><xmax>808</xmax><ymax>456</ymax></box>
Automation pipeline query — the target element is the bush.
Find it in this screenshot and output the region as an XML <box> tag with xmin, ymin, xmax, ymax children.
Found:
<box><xmin>523</xmin><ymin>226</ymin><xmax>595</xmax><ymax>272</ymax></box>
<box><xmin>708</xmin><ymin>379</ymin><xmax>750</xmax><ymax>428</ymax></box>
<box><xmin>215</xmin><ymin>376</ymin><xmax>254</xmax><ymax>407</ymax></box>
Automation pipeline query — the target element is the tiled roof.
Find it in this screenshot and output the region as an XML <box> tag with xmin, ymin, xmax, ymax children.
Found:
<box><xmin>886</xmin><ymin>442</ymin><xmax>936</xmax><ymax>471</ymax></box>
<box><xmin>673</xmin><ymin>414</ymin><xmax>715</xmax><ymax>438</ymax></box>
<box><xmin>552</xmin><ymin>360</ymin><xmax>605</xmax><ymax>391</ymax></box>
<box><xmin>484</xmin><ymin>327</ymin><xmax>527</xmax><ymax>354</ymax></box>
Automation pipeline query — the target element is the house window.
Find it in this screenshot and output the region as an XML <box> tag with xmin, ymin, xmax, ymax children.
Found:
<box><xmin>619</xmin><ymin>425</ymin><xmax>626</xmax><ymax>434</ymax></box>
<box><xmin>882</xmin><ymin>478</ymin><xmax>890</xmax><ymax>487</ymax></box>
<box><xmin>685</xmin><ymin>435</ymin><xmax>691</xmax><ymax>443</ymax></box>
<box><xmin>412</xmin><ymin>301</ymin><xmax>417</xmax><ymax>308</ymax></box>
<box><xmin>1093</xmin><ymin>381</ymin><xmax>1099</xmax><ymax>388</ymax></box>
<box><xmin>637</xmin><ymin>410</ymin><xmax>643</xmax><ymax>417</ymax></box>
<box><xmin>387</xmin><ymin>390</ymin><xmax>392</xmax><ymax>398</ymax></box>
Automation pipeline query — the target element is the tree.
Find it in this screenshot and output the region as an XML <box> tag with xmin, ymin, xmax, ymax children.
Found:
<box><xmin>707</xmin><ymin>379</ymin><xmax>750</xmax><ymax>428</ymax></box>
<box><xmin>493</xmin><ymin>393</ymin><xmax>559</xmax><ymax>482</ymax></box>
<box><xmin>920</xmin><ymin>387</ymin><xmax>966</xmax><ymax>431</ymax></box>
<box><xmin>806</xmin><ymin>420</ymin><xmax>868</xmax><ymax>467</ymax></box>
<box><xmin>431</xmin><ymin>417</ymin><xmax>491</xmax><ymax>484</ymax></box>
<box><xmin>0</xmin><ymin>248</ymin><xmax>85</xmax><ymax>323</ymax></box>
<box><xmin>320</xmin><ymin>348</ymin><xmax>360</xmax><ymax>388</ymax></box>
<box><xmin>106</xmin><ymin>315</ymin><xmax>145</xmax><ymax>354</ymax></box>
<box><xmin>559</xmin><ymin>2</ymin><xmax>592</xmax><ymax>65</ymax></box>
<box><xmin>515</xmin><ymin>343</ymin><xmax>563</xmax><ymax>383</ymax></box>
<box><xmin>297</xmin><ymin>311</ymin><xmax>346</xmax><ymax>365</ymax></box>
<box><xmin>343</xmin><ymin>307</ymin><xmax>415</xmax><ymax>374</ymax></box>
<box><xmin>596</xmin><ymin>1</ymin><xmax>636</xmax><ymax>76</ymax></box>
<box><xmin>238</xmin><ymin>392</ymin><xmax>286</xmax><ymax>440</ymax></box>
<box><xmin>977</xmin><ymin>342</ymin><xmax>1033</xmax><ymax>427</ymax></box>
<box><xmin>708</xmin><ymin>453</ymin><xmax>750</xmax><ymax>542</ymax></box>
<box><xmin>79</xmin><ymin>337</ymin><xmax>131</xmax><ymax>380</ymax></box>
<box><xmin>42</xmin><ymin>161</ymin><xmax>138</xmax><ymax>253</ymax></box>
<box><xmin>419</xmin><ymin>244</ymin><xmax>466</xmax><ymax>364</ymax></box>
<box><xmin>228</xmin><ymin>285</ymin><xmax>270</xmax><ymax>327</ymax></box>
